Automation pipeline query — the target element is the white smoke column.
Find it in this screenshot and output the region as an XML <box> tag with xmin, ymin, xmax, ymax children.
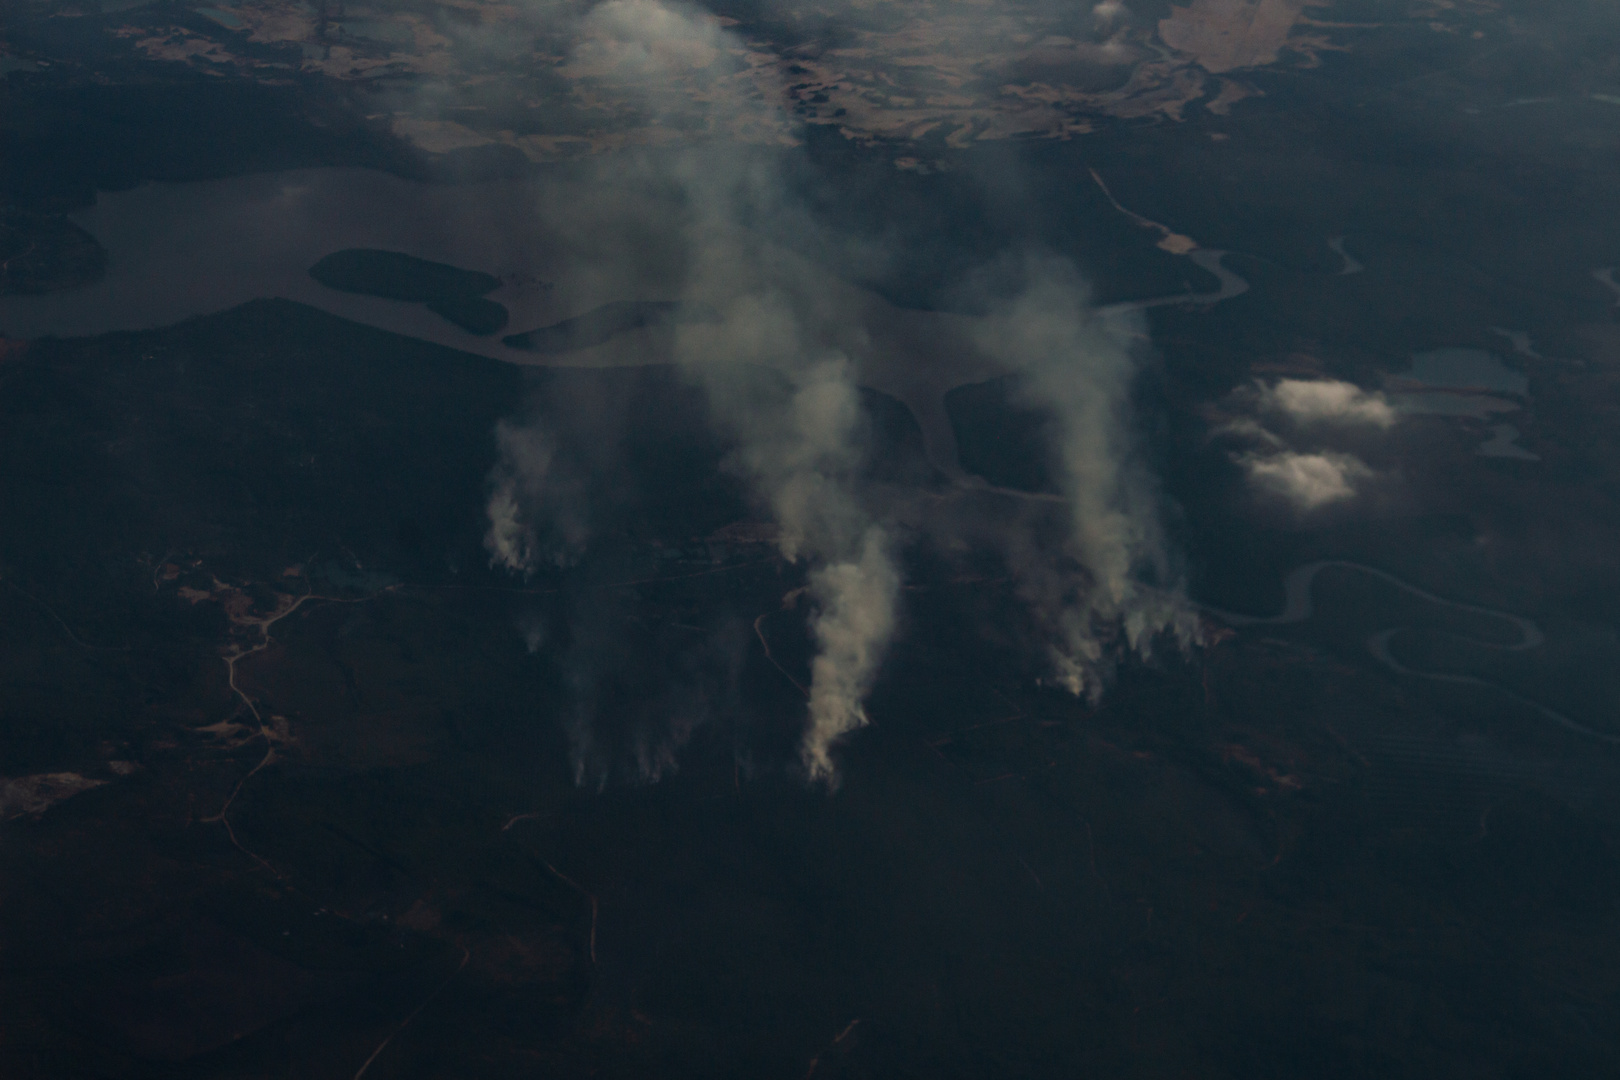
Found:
<box><xmin>711</xmin><ymin>342</ymin><xmax>901</xmax><ymax>782</ymax></box>
<box><xmin>802</xmin><ymin>530</ymin><xmax>899</xmax><ymax>781</ymax></box>
<box><xmin>484</xmin><ymin>419</ymin><xmax>589</xmax><ymax>575</ymax></box>
<box><xmin>680</xmin><ymin>294</ymin><xmax>902</xmax><ymax>783</ymax></box>
<box><xmin>484</xmin><ymin>419</ymin><xmax>553</xmax><ymax>575</ymax></box>
<box><xmin>572</xmin><ymin>0</ymin><xmax>903</xmax><ymax>782</ymax></box>
<box><xmin>773</xmin><ymin>364</ymin><xmax>899</xmax><ymax>782</ymax></box>
<box><xmin>974</xmin><ymin>253</ymin><xmax>1200</xmax><ymax>696</ymax></box>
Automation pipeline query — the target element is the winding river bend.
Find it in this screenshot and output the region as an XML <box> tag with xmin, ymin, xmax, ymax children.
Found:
<box><xmin>1205</xmin><ymin>561</ymin><xmax>1620</xmax><ymax>746</ymax></box>
<box><xmin>0</xmin><ymin>165</ymin><xmax>1252</xmax><ymax>489</ymax></box>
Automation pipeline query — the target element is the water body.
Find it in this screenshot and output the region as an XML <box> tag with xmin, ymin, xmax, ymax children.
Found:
<box><xmin>1391</xmin><ymin>392</ymin><xmax>1519</xmax><ymax>420</ymax></box>
<box><xmin>334</xmin><ymin>19</ymin><xmax>418</xmax><ymax>46</ymax></box>
<box><xmin>0</xmin><ymin>164</ymin><xmax>1253</xmax><ymax>488</ymax></box>
<box><xmin>1206</xmin><ymin>561</ymin><xmax>1619</xmax><ymax>746</ymax></box>
<box><xmin>0</xmin><ymin>169</ymin><xmax>567</xmax><ymax>348</ymax></box>
<box><xmin>0</xmin><ymin>166</ymin><xmax>993</xmax><ymax>480</ymax></box>
<box><xmin>1476</xmin><ymin>424</ymin><xmax>1538</xmax><ymax>460</ymax></box>
<box><xmin>1389</xmin><ymin>349</ymin><xmax>1535</xmax><ymax>457</ymax></box>
<box><xmin>1489</xmin><ymin>327</ymin><xmax>1541</xmax><ymax>360</ymax></box>
<box><xmin>1402</xmin><ymin>348</ymin><xmax>1528</xmax><ymax>395</ymax></box>
<box><xmin>504</xmin><ymin>301</ymin><xmax>718</xmax><ymax>354</ymax></box>
<box><xmin>1111</xmin><ymin>249</ymin><xmax>1248</xmax><ymax>311</ymax></box>
<box><xmin>1082</xmin><ymin>169</ymin><xmax>1251</xmax><ymax>315</ymax></box>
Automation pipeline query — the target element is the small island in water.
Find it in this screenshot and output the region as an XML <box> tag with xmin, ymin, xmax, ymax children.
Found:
<box><xmin>308</xmin><ymin>248</ymin><xmax>510</xmax><ymax>335</ymax></box>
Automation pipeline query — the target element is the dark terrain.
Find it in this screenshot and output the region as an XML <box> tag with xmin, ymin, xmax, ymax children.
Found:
<box><xmin>5</xmin><ymin>0</ymin><xmax>1620</xmax><ymax>1075</ymax></box>
<box><xmin>1</xmin><ymin>302</ymin><xmax>1618</xmax><ymax>1076</ymax></box>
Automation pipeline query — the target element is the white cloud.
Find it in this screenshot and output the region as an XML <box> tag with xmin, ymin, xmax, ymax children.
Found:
<box><xmin>1243</xmin><ymin>450</ymin><xmax>1371</xmax><ymax>510</ymax></box>
<box><xmin>1259</xmin><ymin>378</ymin><xmax>1396</xmax><ymax>428</ymax></box>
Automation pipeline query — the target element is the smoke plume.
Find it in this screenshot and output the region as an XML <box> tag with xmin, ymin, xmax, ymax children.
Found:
<box><xmin>480</xmin><ymin>0</ymin><xmax>1196</xmax><ymax>782</ymax></box>
<box><xmin>970</xmin><ymin>253</ymin><xmax>1199</xmax><ymax>696</ymax></box>
<box><xmin>669</xmin><ymin>248</ymin><xmax>903</xmax><ymax>785</ymax></box>
<box><xmin>485</xmin><ymin>418</ymin><xmax>590</xmax><ymax>574</ymax></box>
<box><xmin>471</xmin><ymin>0</ymin><xmax>902</xmax><ymax>783</ymax></box>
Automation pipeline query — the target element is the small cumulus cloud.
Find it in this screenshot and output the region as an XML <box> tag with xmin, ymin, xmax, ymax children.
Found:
<box><xmin>1216</xmin><ymin>378</ymin><xmax>1394</xmax><ymax>513</ymax></box>
<box><xmin>1243</xmin><ymin>450</ymin><xmax>1371</xmax><ymax>510</ymax></box>
<box><xmin>1259</xmin><ymin>378</ymin><xmax>1396</xmax><ymax>428</ymax></box>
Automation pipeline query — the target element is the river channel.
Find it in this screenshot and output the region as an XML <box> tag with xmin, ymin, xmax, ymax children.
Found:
<box><xmin>0</xmin><ymin>164</ymin><xmax>1251</xmax><ymax>486</ymax></box>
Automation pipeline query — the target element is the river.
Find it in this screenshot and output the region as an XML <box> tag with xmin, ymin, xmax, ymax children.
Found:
<box><xmin>1204</xmin><ymin>560</ymin><xmax>1618</xmax><ymax>746</ymax></box>
<box><xmin>0</xmin><ymin>164</ymin><xmax>1253</xmax><ymax>487</ymax></box>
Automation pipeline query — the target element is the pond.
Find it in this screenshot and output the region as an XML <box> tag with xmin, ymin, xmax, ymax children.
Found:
<box><xmin>1388</xmin><ymin>348</ymin><xmax>1537</xmax><ymax>461</ymax></box>
<box><xmin>1401</xmin><ymin>347</ymin><xmax>1529</xmax><ymax>395</ymax></box>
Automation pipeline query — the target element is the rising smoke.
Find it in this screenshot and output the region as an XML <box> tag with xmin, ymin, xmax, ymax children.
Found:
<box><xmin>483</xmin><ymin>0</ymin><xmax>1195</xmax><ymax>783</ymax></box>
<box><xmin>486</xmin><ymin>418</ymin><xmax>590</xmax><ymax>574</ymax></box>
<box><xmin>667</xmin><ymin>200</ymin><xmax>904</xmax><ymax>784</ymax></box>
<box><xmin>967</xmin><ymin>253</ymin><xmax>1200</xmax><ymax>697</ymax></box>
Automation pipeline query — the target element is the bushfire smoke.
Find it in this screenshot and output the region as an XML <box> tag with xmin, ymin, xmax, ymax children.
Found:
<box><xmin>482</xmin><ymin>0</ymin><xmax>1195</xmax><ymax>783</ymax></box>
<box><xmin>969</xmin><ymin>253</ymin><xmax>1200</xmax><ymax>697</ymax></box>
